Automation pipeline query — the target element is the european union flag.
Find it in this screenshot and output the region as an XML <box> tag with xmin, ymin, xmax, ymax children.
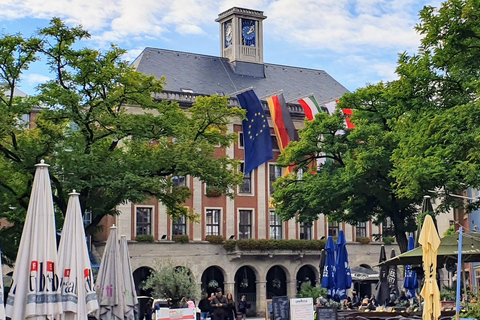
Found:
<box><xmin>236</xmin><ymin>89</ymin><xmax>273</xmax><ymax>174</ymax></box>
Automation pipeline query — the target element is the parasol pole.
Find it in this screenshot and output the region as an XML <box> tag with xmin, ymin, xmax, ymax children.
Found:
<box><xmin>455</xmin><ymin>227</ymin><xmax>462</xmax><ymax>320</ymax></box>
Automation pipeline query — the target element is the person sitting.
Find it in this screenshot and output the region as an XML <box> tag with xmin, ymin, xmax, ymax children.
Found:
<box><xmin>398</xmin><ymin>291</ymin><xmax>408</xmax><ymax>302</ymax></box>
<box><xmin>351</xmin><ymin>291</ymin><xmax>360</xmax><ymax>308</ymax></box>
<box><xmin>344</xmin><ymin>297</ymin><xmax>353</xmax><ymax>309</ymax></box>
<box><xmin>358</xmin><ymin>298</ymin><xmax>369</xmax><ymax>310</ymax></box>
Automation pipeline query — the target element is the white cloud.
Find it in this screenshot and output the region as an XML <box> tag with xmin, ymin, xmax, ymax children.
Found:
<box><xmin>23</xmin><ymin>73</ymin><xmax>50</xmax><ymax>86</ymax></box>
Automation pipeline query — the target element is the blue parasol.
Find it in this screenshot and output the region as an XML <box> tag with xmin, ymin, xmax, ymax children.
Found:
<box><xmin>334</xmin><ymin>230</ymin><xmax>352</xmax><ymax>300</ymax></box>
<box><xmin>403</xmin><ymin>236</ymin><xmax>418</xmax><ymax>298</ymax></box>
<box><xmin>321</xmin><ymin>236</ymin><xmax>336</xmax><ymax>298</ymax></box>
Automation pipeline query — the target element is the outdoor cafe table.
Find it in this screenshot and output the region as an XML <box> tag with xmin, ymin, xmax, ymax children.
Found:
<box><xmin>337</xmin><ymin>310</ymin><xmax>455</xmax><ymax>320</ymax></box>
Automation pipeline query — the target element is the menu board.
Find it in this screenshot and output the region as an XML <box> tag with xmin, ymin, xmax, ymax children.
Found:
<box><xmin>272</xmin><ymin>296</ymin><xmax>290</xmax><ymax>320</ymax></box>
<box><xmin>316</xmin><ymin>307</ymin><xmax>337</xmax><ymax>320</ymax></box>
<box><xmin>266</xmin><ymin>299</ymin><xmax>272</xmax><ymax>320</ymax></box>
<box><xmin>289</xmin><ymin>298</ymin><xmax>313</xmax><ymax>320</ymax></box>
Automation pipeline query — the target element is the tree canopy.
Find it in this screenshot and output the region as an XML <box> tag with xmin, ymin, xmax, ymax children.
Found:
<box><xmin>0</xmin><ymin>18</ymin><xmax>243</xmax><ymax>262</ymax></box>
<box><xmin>273</xmin><ymin>0</ymin><xmax>480</xmax><ymax>252</ymax></box>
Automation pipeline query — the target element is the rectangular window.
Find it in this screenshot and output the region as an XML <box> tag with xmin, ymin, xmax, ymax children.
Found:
<box><xmin>172</xmin><ymin>216</ymin><xmax>186</xmax><ymax>236</ymax></box>
<box><xmin>271</xmin><ymin>135</ymin><xmax>279</xmax><ymax>150</ymax></box>
<box><xmin>136</xmin><ymin>207</ymin><xmax>152</xmax><ymax>236</ymax></box>
<box><xmin>239</xmin><ymin>132</ymin><xmax>244</xmax><ymax>148</ymax></box>
<box><xmin>269</xmin><ymin>210</ymin><xmax>282</xmax><ymax>239</ymax></box>
<box><xmin>206</xmin><ymin>209</ymin><xmax>221</xmax><ymax>236</ymax></box>
<box><xmin>300</xmin><ymin>222</ymin><xmax>312</xmax><ymax>240</ymax></box>
<box><xmin>328</xmin><ymin>221</ymin><xmax>339</xmax><ymax>237</ymax></box>
<box><xmin>269</xmin><ymin>164</ymin><xmax>283</xmax><ymax>195</ymax></box>
<box><xmin>239</xmin><ymin>210</ymin><xmax>252</xmax><ymax>239</ymax></box>
<box><xmin>83</xmin><ymin>210</ymin><xmax>92</xmax><ymax>227</ymax></box>
<box><xmin>356</xmin><ymin>222</ymin><xmax>367</xmax><ymax>238</ymax></box>
<box><xmin>382</xmin><ymin>217</ymin><xmax>394</xmax><ymax>237</ymax></box>
<box><xmin>239</xmin><ymin>163</ymin><xmax>252</xmax><ymax>194</ymax></box>
<box><xmin>172</xmin><ymin>176</ymin><xmax>187</xmax><ymax>187</ymax></box>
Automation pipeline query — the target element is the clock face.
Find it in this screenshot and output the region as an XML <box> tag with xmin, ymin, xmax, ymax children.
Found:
<box><xmin>241</xmin><ymin>19</ymin><xmax>256</xmax><ymax>46</ymax></box>
<box><xmin>224</xmin><ymin>21</ymin><xmax>232</xmax><ymax>48</ymax></box>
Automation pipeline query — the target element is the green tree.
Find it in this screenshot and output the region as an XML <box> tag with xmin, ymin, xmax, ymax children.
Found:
<box><xmin>142</xmin><ymin>261</ymin><xmax>199</xmax><ymax>307</ymax></box>
<box><xmin>0</xmin><ymin>18</ymin><xmax>244</xmax><ymax>262</ymax></box>
<box><xmin>272</xmin><ymin>83</ymin><xmax>419</xmax><ymax>252</ymax></box>
<box><xmin>296</xmin><ymin>282</ymin><xmax>327</xmax><ymax>302</ymax></box>
<box><xmin>391</xmin><ymin>0</ymin><xmax>480</xmax><ymax>209</ymax></box>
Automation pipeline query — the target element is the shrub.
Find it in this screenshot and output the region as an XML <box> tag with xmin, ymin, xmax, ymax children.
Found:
<box><xmin>223</xmin><ymin>239</ymin><xmax>236</xmax><ymax>251</ymax></box>
<box><xmin>225</xmin><ymin>239</ymin><xmax>326</xmax><ymax>252</ymax></box>
<box><xmin>297</xmin><ymin>282</ymin><xmax>327</xmax><ymax>302</ymax></box>
<box><xmin>356</xmin><ymin>237</ymin><xmax>370</xmax><ymax>244</ymax></box>
<box><xmin>172</xmin><ymin>235</ymin><xmax>189</xmax><ymax>243</ymax></box>
<box><xmin>383</xmin><ymin>236</ymin><xmax>394</xmax><ymax>245</ymax></box>
<box><xmin>142</xmin><ymin>260</ymin><xmax>199</xmax><ymax>308</ymax></box>
<box><xmin>135</xmin><ymin>234</ymin><xmax>154</xmax><ymax>242</ymax></box>
<box><xmin>205</xmin><ymin>235</ymin><xmax>224</xmax><ymax>244</ymax></box>
<box><xmin>206</xmin><ymin>186</ymin><xmax>222</xmax><ymax>197</ymax></box>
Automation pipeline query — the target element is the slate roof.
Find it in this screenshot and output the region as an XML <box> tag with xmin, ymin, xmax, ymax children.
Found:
<box><xmin>132</xmin><ymin>47</ymin><xmax>349</xmax><ymax>105</ymax></box>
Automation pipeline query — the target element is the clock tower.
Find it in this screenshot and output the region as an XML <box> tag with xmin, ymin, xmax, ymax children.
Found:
<box><xmin>216</xmin><ymin>7</ymin><xmax>266</xmax><ymax>65</ymax></box>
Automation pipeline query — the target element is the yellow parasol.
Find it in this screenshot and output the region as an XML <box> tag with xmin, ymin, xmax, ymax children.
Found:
<box><xmin>419</xmin><ymin>215</ymin><xmax>441</xmax><ymax>320</ymax></box>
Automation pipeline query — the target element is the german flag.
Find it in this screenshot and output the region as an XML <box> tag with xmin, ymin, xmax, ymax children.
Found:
<box><xmin>266</xmin><ymin>93</ymin><xmax>299</xmax><ymax>152</ymax></box>
<box><xmin>267</xmin><ymin>93</ymin><xmax>299</xmax><ymax>175</ymax></box>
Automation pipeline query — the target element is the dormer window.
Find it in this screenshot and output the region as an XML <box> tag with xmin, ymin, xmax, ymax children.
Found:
<box><xmin>181</xmin><ymin>88</ymin><xmax>194</xmax><ymax>93</ymax></box>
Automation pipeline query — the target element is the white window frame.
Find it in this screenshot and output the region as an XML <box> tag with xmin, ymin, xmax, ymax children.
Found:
<box><xmin>134</xmin><ymin>205</ymin><xmax>155</xmax><ymax>237</ymax></box>
<box><xmin>299</xmin><ymin>221</ymin><xmax>313</xmax><ymax>240</ymax></box>
<box><xmin>238</xmin><ymin>162</ymin><xmax>255</xmax><ymax>196</ymax></box>
<box><xmin>172</xmin><ymin>175</ymin><xmax>189</xmax><ymax>188</ymax></box>
<box><xmin>269</xmin><ymin>210</ymin><xmax>283</xmax><ymax>240</ymax></box>
<box><xmin>268</xmin><ymin>163</ymin><xmax>283</xmax><ymax>196</ymax></box>
<box><xmin>205</xmin><ymin>208</ymin><xmax>222</xmax><ymax>236</ymax></box>
<box><xmin>238</xmin><ymin>208</ymin><xmax>255</xmax><ymax>240</ymax></box>
<box><xmin>172</xmin><ymin>215</ymin><xmax>188</xmax><ymax>236</ymax></box>
<box><xmin>238</xmin><ymin>132</ymin><xmax>244</xmax><ymax>149</ymax></box>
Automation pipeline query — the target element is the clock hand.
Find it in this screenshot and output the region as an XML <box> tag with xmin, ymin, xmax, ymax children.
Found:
<box><xmin>247</xmin><ymin>26</ymin><xmax>254</xmax><ymax>34</ymax></box>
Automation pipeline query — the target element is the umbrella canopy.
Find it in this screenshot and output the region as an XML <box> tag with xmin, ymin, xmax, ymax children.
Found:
<box><xmin>388</xmin><ymin>249</ymin><xmax>398</xmax><ymax>296</ymax></box>
<box><xmin>321</xmin><ymin>236</ymin><xmax>336</xmax><ymax>297</ymax></box>
<box><xmin>5</xmin><ymin>160</ymin><xmax>63</xmax><ymax>319</ymax></box>
<box><xmin>334</xmin><ymin>230</ymin><xmax>352</xmax><ymax>300</ymax></box>
<box><xmin>120</xmin><ymin>235</ymin><xmax>138</xmax><ymax>320</ymax></box>
<box><xmin>351</xmin><ymin>266</ymin><xmax>378</xmax><ymax>282</ymax></box>
<box><xmin>419</xmin><ymin>215</ymin><xmax>441</xmax><ymax>320</ymax></box>
<box><xmin>58</xmin><ymin>190</ymin><xmax>99</xmax><ymax>320</ymax></box>
<box><xmin>376</xmin><ymin>245</ymin><xmax>390</xmax><ymax>306</ymax></box>
<box><xmin>95</xmin><ymin>225</ymin><xmax>125</xmax><ymax>320</ymax></box>
<box><xmin>318</xmin><ymin>249</ymin><xmax>326</xmax><ymax>283</ymax></box>
<box><xmin>403</xmin><ymin>236</ymin><xmax>418</xmax><ymax>298</ymax></box>
<box><xmin>378</xmin><ymin>231</ymin><xmax>480</xmax><ymax>266</ymax></box>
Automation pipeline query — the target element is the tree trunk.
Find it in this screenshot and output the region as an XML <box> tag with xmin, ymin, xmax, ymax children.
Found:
<box><xmin>395</xmin><ymin>229</ymin><xmax>408</xmax><ymax>253</ymax></box>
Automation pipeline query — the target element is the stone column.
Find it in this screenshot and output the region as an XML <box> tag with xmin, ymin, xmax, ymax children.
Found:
<box><xmin>224</xmin><ymin>282</ymin><xmax>235</xmax><ymax>296</ymax></box>
<box><xmin>287</xmin><ymin>280</ymin><xmax>297</xmax><ymax>299</ymax></box>
<box><xmin>256</xmin><ymin>280</ymin><xmax>267</xmax><ymax>317</ymax></box>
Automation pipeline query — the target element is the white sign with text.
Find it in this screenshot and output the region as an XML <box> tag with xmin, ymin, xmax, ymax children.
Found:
<box><xmin>290</xmin><ymin>298</ymin><xmax>314</xmax><ymax>320</ymax></box>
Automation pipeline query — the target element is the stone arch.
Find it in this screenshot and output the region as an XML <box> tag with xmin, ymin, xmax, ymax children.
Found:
<box><xmin>296</xmin><ymin>264</ymin><xmax>318</xmax><ymax>293</ymax></box>
<box><xmin>201</xmin><ymin>265</ymin><xmax>226</xmax><ymax>296</ymax></box>
<box><xmin>266</xmin><ymin>265</ymin><xmax>289</xmax><ymax>299</ymax></box>
<box><xmin>234</xmin><ymin>265</ymin><xmax>257</xmax><ymax>314</ymax></box>
<box><xmin>133</xmin><ymin>266</ymin><xmax>154</xmax><ymax>296</ymax></box>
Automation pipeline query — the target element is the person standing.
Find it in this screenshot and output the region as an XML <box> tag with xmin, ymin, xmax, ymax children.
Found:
<box><xmin>145</xmin><ymin>300</ymin><xmax>153</xmax><ymax>320</ymax></box>
<box><xmin>210</xmin><ymin>288</ymin><xmax>228</xmax><ymax>320</ymax></box>
<box><xmin>199</xmin><ymin>294</ymin><xmax>211</xmax><ymax>320</ymax></box>
<box><xmin>226</xmin><ymin>293</ymin><xmax>237</xmax><ymax>320</ymax></box>
<box><xmin>238</xmin><ymin>295</ymin><xmax>248</xmax><ymax>319</ymax></box>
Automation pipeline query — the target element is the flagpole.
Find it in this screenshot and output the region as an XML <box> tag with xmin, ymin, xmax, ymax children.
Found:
<box><xmin>228</xmin><ymin>86</ymin><xmax>254</xmax><ymax>96</ymax></box>
<box><xmin>286</xmin><ymin>93</ymin><xmax>315</xmax><ymax>104</ymax></box>
<box><xmin>259</xmin><ymin>89</ymin><xmax>284</xmax><ymax>100</ymax></box>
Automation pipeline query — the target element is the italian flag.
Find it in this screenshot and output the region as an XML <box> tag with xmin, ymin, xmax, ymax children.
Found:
<box><xmin>298</xmin><ymin>95</ymin><xmax>321</xmax><ymax>121</ymax></box>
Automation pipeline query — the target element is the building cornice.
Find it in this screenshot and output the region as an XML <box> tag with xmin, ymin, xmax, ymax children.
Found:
<box><xmin>153</xmin><ymin>90</ymin><xmax>306</xmax><ymax>119</ymax></box>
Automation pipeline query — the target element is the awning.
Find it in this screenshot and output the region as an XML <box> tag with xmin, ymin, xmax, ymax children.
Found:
<box><xmin>351</xmin><ymin>266</ymin><xmax>379</xmax><ymax>282</ymax></box>
<box><xmin>378</xmin><ymin>232</ymin><xmax>480</xmax><ymax>266</ymax></box>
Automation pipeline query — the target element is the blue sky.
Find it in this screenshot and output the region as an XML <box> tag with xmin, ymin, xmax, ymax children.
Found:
<box><xmin>0</xmin><ymin>0</ymin><xmax>441</xmax><ymax>98</ymax></box>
